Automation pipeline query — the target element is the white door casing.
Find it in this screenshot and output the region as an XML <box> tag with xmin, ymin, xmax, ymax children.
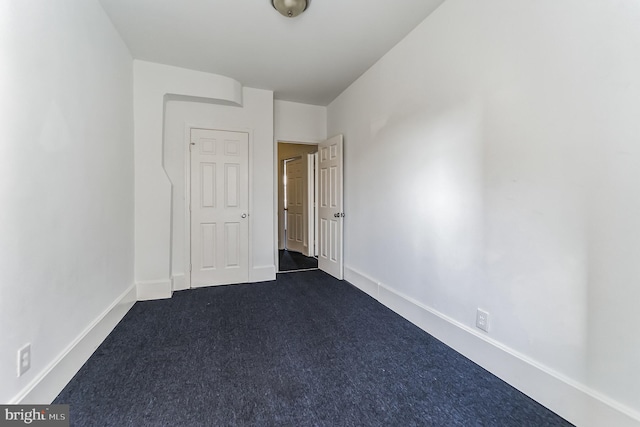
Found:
<box><xmin>190</xmin><ymin>128</ymin><xmax>249</xmax><ymax>287</ymax></box>
<box><xmin>318</xmin><ymin>134</ymin><xmax>344</xmax><ymax>279</ymax></box>
<box><xmin>313</xmin><ymin>152</ymin><xmax>319</xmax><ymax>258</ymax></box>
<box><xmin>285</xmin><ymin>156</ymin><xmax>307</xmax><ymax>255</ymax></box>
<box><xmin>307</xmin><ymin>153</ymin><xmax>317</xmax><ymax>258</ymax></box>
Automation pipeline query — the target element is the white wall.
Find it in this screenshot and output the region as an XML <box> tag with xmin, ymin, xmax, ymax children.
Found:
<box><xmin>274</xmin><ymin>100</ymin><xmax>327</xmax><ymax>143</ymax></box>
<box><xmin>328</xmin><ymin>0</ymin><xmax>640</xmax><ymax>425</ymax></box>
<box><xmin>0</xmin><ymin>0</ymin><xmax>134</xmax><ymax>403</ymax></box>
<box><xmin>163</xmin><ymin>88</ymin><xmax>276</xmax><ymax>290</ymax></box>
<box><xmin>134</xmin><ymin>61</ymin><xmax>274</xmax><ymax>297</ymax></box>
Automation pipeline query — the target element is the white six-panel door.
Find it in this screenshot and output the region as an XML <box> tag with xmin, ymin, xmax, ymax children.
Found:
<box><xmin>286</xmin><ymin>156</ymin><xmax>307</xmax><ymax>255</ymax></box>
<box><xmin>318</xmin><ymin>134</ymin><xmax>344</xmax><ymax>280</ymax></box>
<box><xmin>190</xmin><ymin>129</ymin><xmax>249</xmax><ymax>287</ymax></box>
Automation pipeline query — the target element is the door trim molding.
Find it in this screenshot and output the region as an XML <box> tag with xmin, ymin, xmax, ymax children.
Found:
<box><xmin>183</xmin><ymin>124</ymin><xmax>254</xmax><ymax>289</ymax></box>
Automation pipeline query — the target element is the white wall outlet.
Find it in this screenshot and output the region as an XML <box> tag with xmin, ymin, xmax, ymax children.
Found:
<box><xmin>476</xmin><ymin>309</ymin><xmax>490</xmax><ymax>332</ymax></box>
<box><xmin>17</xmin><ymin>343</ymin><xmax>31</xmax><ymax>377</ymax></box>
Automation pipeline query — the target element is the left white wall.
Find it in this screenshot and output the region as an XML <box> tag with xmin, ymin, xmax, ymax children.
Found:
<box><xmin>0</xmin><ymin>0</ymin><xmax>135</xmax><ymax>403</ymax></box>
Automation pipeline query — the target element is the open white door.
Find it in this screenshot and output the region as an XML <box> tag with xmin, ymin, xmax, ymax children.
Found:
<box><xmin>285</xmin><ymin>156</ymin><xmax>308</xmax><ymax>255</ymax></box>
<box><xmin>190</xmin><ymin>128</ymin><xmax>249</xmax><ymax>287</ymax></box>
<box><xmin>318</xmin><ymin>134</ymin><xmax>344</xmax><ymax>279</ymax></box>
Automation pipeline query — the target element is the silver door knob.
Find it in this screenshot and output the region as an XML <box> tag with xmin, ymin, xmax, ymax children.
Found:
<box><xmin>241</xmin><ymin>213</ymin><xmax>247</xmax><ymax>218</ymax></box>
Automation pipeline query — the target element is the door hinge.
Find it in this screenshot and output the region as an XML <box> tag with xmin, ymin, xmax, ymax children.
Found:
<box><xmin>190</xmin><ymin>264</ymin><xmax>192</xmax><ymax>272</ymax></box>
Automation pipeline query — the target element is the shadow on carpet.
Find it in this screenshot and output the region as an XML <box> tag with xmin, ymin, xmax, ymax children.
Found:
<box><xmin>279</xmin><ymin>249</ymin><xmax>318</xmax><ymax>271</ymax></box>
<box><xmin>55</xmin><ymin>270</ymin><xmax>573</xmax><ymax>427</ymax></box>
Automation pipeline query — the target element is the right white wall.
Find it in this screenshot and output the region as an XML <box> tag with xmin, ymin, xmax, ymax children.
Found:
<box><xmin>328</xmin><ymin>0</ymin><xmax>640</xmax><ymax>425</ymax></box>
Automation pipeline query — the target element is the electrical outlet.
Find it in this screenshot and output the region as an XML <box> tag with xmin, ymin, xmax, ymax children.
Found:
<box><xmin>17</xmin><ymin>344</ymin><xmax>31</xmax><ymax>377</ymax></box>
<box><xmin>476</xmin><ymin>309</ymin><xmax>490</xmax><ymax>332</ymax></box>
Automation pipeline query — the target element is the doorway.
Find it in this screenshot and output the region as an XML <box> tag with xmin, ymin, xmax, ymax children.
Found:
<box><xmin>278</xmin><ymin>142</ymin><xmax>318</xmax><ymax>272</ymax></box>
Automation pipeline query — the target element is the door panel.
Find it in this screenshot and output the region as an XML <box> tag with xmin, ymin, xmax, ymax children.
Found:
<box><xmin>190</xmin><ymin>128</ymin><xmax>249</xmax><ymax>287</ymax></box>
<box><xmin>201</xmin><ymin>223</ymin><xmax>216</xmax><ymax>269</ymax></box>
<box><xmin>318</xmin><ymin>134</ymin><xmax>344</xmax><ymax>279</ymax></box>
<box><xmin>225</xmin><ymin>222</ymin><xmax>240</xmax><ymax>267</ymax></box>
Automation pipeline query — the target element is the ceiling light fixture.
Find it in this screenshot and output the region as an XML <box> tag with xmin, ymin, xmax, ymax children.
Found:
<box><xmin>272</xmin><ymin>0</ymin><xmax>308</xmax><ymax>18</ymax></box>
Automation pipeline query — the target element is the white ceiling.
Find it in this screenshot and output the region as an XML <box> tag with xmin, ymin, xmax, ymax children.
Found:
<box><xmin>99</xmin><ymin>0</ymin><xmax>445</xmax><ymax>106</ymax></box>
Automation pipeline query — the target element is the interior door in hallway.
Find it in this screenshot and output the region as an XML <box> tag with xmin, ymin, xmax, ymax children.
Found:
<box><xmin>318</xmin><ymin>134</ymin><xmax>344</xmax><ymax>280</ymax></box>
<box><xmin>285</xmin><ymin>156</ymin><xmax>308</xmax><ymax>255</ymax></box>
<box><xmin>190</xmin><ymin>128</ymin><xmax>249</xmax><ymax>287</ymax></box>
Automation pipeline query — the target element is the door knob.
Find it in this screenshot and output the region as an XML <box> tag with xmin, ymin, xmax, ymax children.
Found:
<box><xmin>241</xmin><ymin>213</ymin><xmax>247</xmax><ymax>218</ymax></box>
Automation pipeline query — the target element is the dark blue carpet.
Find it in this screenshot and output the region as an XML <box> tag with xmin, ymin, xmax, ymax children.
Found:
<box><xmin>54</xmin><ymin>270</ymin><xmax>572</xmax><ymax>426</ymax></box>
<box><xmin>279</xmin><ymin>249</ymin><xmax>318</xmax><ymax>271</ymax></box>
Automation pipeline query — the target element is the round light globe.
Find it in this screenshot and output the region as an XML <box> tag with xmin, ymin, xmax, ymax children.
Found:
<box><xmin>272</xmin><ymin>0</ymin><xmax>308</xmax><ymax>18</ymax></box>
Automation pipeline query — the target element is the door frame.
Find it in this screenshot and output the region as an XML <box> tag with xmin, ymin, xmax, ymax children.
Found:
<box><xmin>282</xmin><ymin>153</ymin><xmax>316</xmax><ymax>257</ymax></box>
<box><xmin>183</xmin><ymin>124</ymin><xmax>254</xmax><ymax>289</ymax></box>
<box><xmin>311</xmin><ymin>152</ymin><xmax>319</xmax><ymax>257</ymax></box>
<box><xmin>274</xmin><ymin>140</ymin><xmax>319</xmax><ymax>272</ymax></box>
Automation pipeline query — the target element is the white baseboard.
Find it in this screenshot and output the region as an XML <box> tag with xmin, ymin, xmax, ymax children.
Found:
<box><xmin>136</xmin><ymin>279</ymin><xmax>172</xmax><ymax>301</ymax></box>
<box><xmin>171</xmin><ymin>274</ymin><xmax>188</xmax><ymax>292</ymax></box>
<box><xmin>148</xmin><ymin>268</ymin><xmax>274</xmax><ymax>297</ymax></box>
<box><xmin>249</xmin><ymin>265</ymin><xmax>276</xmax><ymax>283</ymax></box>
<box><xmin>344</xmin><ymin>266</ymin><xmax>379</xmax><ymax>298</ymax></box>
<box><xmin>344</xmin><ymin>265</ymin><xmax>640</xmax><ymax>427</ymax></box>
<box><xmin>10</xmin><ymin>284</ymin><xmax>136</xmax><ymax>405</ymax></box>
